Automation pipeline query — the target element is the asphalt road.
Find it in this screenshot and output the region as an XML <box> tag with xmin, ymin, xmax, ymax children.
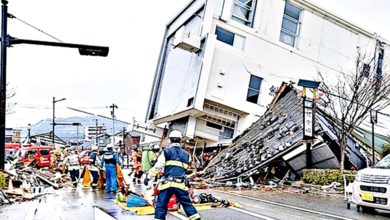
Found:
<box><xmin>207</xmin><ymin>189</ymin><xmax>390</xmax><ymax>220</ymax></box>
<box><xmin>1</xmin><ymin>186</ymin><xmax>390</xmax><ymax>219</ymax></box>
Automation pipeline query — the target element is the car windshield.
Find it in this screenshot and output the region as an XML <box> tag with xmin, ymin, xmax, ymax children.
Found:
<box><xmin>374</xmin><ymin>154</ymin><xmax>390</xmax><ymax>168</ymax></box>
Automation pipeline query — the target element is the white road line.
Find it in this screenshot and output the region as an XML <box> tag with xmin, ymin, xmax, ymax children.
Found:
<box><xmin>94</xmin><ymin>207</ymin><xmax>116</xmax><ymax>220</ymax></box>
<box><xmin>228</xmin><ymin>206</ymin><xmax>276</xmax><ymax>220</ymax></box>
<box><xmin>216</xmin><ymin>190</ymin><xmax>356</xmax><ymax>220</ymax></box>
<box><xmin>169</xmin><ymin>211</ymin><xmax>188</xmax><ymax>220</ymax></box>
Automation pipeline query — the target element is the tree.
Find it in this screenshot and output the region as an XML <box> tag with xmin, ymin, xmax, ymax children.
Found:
<box><xmin>383</xmin><ymin>143</ymin><xmax>390</xmax><ymax>157</ymax></box>
<box><xmin>6</xmin><ymin>83</ymin><xmax>17</xmax><ymax>115</ymax></box>
<box><xmin>318</xmin><ymin>44</ymin><xmax>390</xmax><ymax>170</ymax></box>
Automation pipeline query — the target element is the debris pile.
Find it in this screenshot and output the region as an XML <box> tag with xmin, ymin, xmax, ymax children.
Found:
<box><xmin>0</xmin><ymin>158</ymin><xmax>71</xmax><ymax>205</ymax></box>
<box><xmin>200</xmin><ymin>83</ymin><xmax>376</xmax><ymax>188</ymax></box>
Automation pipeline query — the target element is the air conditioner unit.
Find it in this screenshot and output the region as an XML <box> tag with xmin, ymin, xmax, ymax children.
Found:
<box><xmin>173</xmin><ymin>26</ymin><xmax>201</xmax><ymax>53</ymax></box>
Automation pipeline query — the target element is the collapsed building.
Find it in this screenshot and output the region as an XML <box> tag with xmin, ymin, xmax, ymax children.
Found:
<box><xmin>202</xmin><ymin>83</ymin><xmax>387</xmax><ymax>184</ymax></box>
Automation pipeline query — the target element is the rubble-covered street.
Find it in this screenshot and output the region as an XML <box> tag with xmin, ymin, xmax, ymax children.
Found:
<box><xmin>2</xmin><ymin>185</ymin><xmax>390</xmax><ymax>220</ymax></box>
<box><xmin>2</xmin><ymin>0</ymin><xmax>390</xmax><ymax>219</ymax></box>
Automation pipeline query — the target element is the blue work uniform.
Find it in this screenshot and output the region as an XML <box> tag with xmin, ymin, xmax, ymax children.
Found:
<box><xmin>148</xmin><ymin>143</ymin><xmax>200</xmax><ymax>220</ymax></box>
<box><xmin>89</xmin><ymin>151</ymin><xmax>100</xmax><ymax>189</ymax></box>
<box><xmin>100</xmin><ymin>150</ymin><xmax>121</xmax><ymax>193</ymax></box>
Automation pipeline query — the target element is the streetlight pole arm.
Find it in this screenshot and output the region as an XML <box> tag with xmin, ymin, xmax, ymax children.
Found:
<box><xmin>9</xmin><ymin>37</ymin><xmax>109</xmax><ymax>57</ymax></box>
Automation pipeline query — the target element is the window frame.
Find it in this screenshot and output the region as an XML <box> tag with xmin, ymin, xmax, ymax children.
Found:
<box><xmin>215</xmin><ymin>26</ymin><xmax>245</xmax><ymax>49</ymax></box>
<box><xmin>246</xmin><ymin>74</ymin><xmax>262</xmax><ymax>104</ymax></box>
<box><xmin>205</xmin><ymin>121</ymin><xmax>224</xmax><ymax>131</ymax></box>
<box><xmin>231</xmin><ymin>0</ymin><xmax>257</xmax><ymax>27</ymax></box>
<box><xmin>280</xmin><ymin>2</ymin><xmax>302</xmax><ymax>47</ymax></box>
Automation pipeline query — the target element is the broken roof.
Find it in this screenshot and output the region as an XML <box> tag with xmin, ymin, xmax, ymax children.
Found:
<box><xmin>203</xmin><ymin>82</ymin><xmax>378</xmax><ymax>181</ymax></box>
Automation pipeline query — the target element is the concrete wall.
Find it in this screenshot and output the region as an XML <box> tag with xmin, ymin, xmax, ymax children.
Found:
<box><xmin>153</xmin><ymin>7</ymin><xmax>206</xmax><ymax>118</ymax></box>
<box><xmin>197</xmin><ymin>0</ymin><xmax>378</xmax><ymax>135</ymax></box>
<box><xmin>148</xmin><ymin>0</ymin><xmax>387</xmax><ymax>143</ymax></box>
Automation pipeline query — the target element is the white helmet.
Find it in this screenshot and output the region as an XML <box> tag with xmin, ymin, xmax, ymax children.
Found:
<box><xmin>91</xmin><ymin>146</ymin><xmax>98</xmax><ymax>151</ymax></box>
<box><xmin>153</xmin><ymin>144</ymin><xmax>160</xmax><ymax>150</ymax></box>
<box><xmin>168</xmin><ymin>130</ymin><xmax>182</xmax><ymax>139</ymax></box>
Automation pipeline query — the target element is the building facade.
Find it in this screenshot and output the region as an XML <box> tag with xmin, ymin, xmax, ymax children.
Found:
<box><xmin>146</xmin><ymin>0</ymin><xmax>388</xmax><ymax>146</ymax></box>
<box><xmin>84</xmin><ymin>125</ymin><xmax>107</xmax><ymax>141</ymax></box>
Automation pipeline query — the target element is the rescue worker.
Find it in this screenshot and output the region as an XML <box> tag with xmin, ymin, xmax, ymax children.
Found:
<box><xmin>141</xmin><ymin>145</ymin><xmax>159</xmax><ymax>173</ymax></box>
<box><xmin>144</xmin><ymin>130</ymin><xmax>200</xmax><ymax>220</ymax></box>
<box><xmin>63</xmin><ymin>150</ymin><xmax>81</xmax><ymax>188</ymax></box>
<box><xmin>50</xmin><ymin>149</ymin><xmax>62</xmax><ymax>171</ymax></box>
<box><xmin>89</xmin><ymin>146</ymin><xmax>101</xmax><ymax>191</ymax></box>
<box><xmin>100</xmin><ymin>143</ymin><xmax>121</xmax><ymax>196</ymax></box>
<box><xmin>131</xmin><ymin>147</ymin><xmax>142</xmax><ymax>184</ymax></box>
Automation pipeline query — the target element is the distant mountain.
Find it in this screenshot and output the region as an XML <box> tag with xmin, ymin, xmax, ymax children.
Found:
<box><xmin>20</xmin><ymin>116</ymin><xmax>129</xmax><ymax>142</ymax></box>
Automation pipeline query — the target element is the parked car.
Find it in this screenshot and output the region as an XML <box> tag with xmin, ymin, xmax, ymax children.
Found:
<box><xmin>352</xmin><ymin>154</ymin><xmax>390</xmax><ymax>212</ymax></box>
<box><xmin>16</xmin><ymin>146</ymin><xmax>54</xmax><ymax>167</ymax></box>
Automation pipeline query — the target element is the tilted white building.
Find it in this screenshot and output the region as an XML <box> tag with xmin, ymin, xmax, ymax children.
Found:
<box><xmin>146</xmin><ymin>0</ymin><xmax>389</xmax><ymax>146</ymax></box>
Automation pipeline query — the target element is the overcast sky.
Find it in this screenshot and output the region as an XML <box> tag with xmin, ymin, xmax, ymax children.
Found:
<box><xmin>5</xmin><ymin>0</ymin><xmax>390</xmax><ymax>128</ymax></box>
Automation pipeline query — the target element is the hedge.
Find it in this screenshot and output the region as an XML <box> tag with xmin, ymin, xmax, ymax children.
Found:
<box><xmin>383</xmin><ymin>143</ymin><xmax>390</xmax><ymax>157</ymax></box>
<box><xmin>303</xmin><ymin>169</ymin><xmax>357</xmax><ymax>185</ymax></box>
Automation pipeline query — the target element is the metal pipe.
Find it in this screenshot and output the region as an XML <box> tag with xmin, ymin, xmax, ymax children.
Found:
<box><xmin>0</xmin><ymin>0</ymin><xmax>8</xmax><ymax>170</ymax></box>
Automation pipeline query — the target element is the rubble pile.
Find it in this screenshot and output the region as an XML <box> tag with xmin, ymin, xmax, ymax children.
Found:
<box><xmin>0</xmin><ymin>162</ymin><xmax>70</xmax><ymax>205</ymax></box>
<box><xmin>200</xmin><ymin>83</ymin><xmax>375</xmax><ymax>187</ymax></box>
<box><xmin>202</xmin><ymin>84</ymin><xmax>304</xmax><ymax>183</ymax></box>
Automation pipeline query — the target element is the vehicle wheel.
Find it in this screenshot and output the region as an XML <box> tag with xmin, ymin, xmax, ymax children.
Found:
<box><xmin>356</xmin><ymin>205</ymin><xmax>360</xmax><ymax>212</ymax></box>
<box><xmin>361</xmin><ymin>206</ymin><xmax>375</xmax><ymax>213</ymax></box>
<box><xmin>347</xmin><ymin>203</ymin><xmax>351</xmax><ymax>209</ymax></box>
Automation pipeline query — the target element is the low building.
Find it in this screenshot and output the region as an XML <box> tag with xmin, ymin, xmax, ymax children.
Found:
<box><xmin>5</xmin><ymin>128</ymin><xmax>22</xmax><ymax>143</ymax></box>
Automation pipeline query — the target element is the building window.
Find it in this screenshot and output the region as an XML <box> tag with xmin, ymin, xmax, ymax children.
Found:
<box><xmin>231</xmin><ymin>0</ymin><xmax>257</xmax><ymax>27</ymax></box>
<box><xmin>215</xmin><ymin>27</ymin><xmax>245</xmax><ymax>49</ymax></box>
<box><xmin>206</xmin><ymin>121</ymin><xmax>223</xmax><ymax>130</ymax></box>
<box><xmin>246</xmin><ymin>75</ymin><xmax>262</xmax><ymax>104</ymax></box>
<box><xmin>279</xmin><ymin>2</ymin><xmax>302</xmax><ymax>47</ymax></box>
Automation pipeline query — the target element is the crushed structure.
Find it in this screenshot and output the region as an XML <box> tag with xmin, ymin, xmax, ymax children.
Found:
<box><xmin>201</xmin><ymin>83</ymin><xmax>385</xmax><ymax>184</ymax></box>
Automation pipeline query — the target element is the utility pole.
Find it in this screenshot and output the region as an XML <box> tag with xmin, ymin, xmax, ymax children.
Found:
<box><xmin>94</xmin><ymin>118</ymin><xmax>98</xmax><ymax>146</ymax></box>
<box><xmin>27</xmin><ymin>123</ymin><xmax>31</xmax><ymax>144</ymax></box>
<box><xmin>76</xmin><ymin>124</ymin><xmax>79</xmax><ymax>148</ymax></box>
<box><xmin>109</xmin><ymin>103</ymin><xmax>118</xmax><ymax>145</ymax></box>
<box><xmin>0</xmin><ymin>0</ymin><xmax>8</xmax><ymax>170</ymax></box>
<box><xmin>122</xmin><ymin>127</ymin><xmax>127</xmax><ymax>168</ymax></box>
<box><xmin>0</xmin><ymin>0</ymin><xmax>108</xmax><ymax>170</ymax></box>
<box><xmin>52</xmin><ymin>97</ymin><xmax>66</xmax><ymax>146</ymax></box>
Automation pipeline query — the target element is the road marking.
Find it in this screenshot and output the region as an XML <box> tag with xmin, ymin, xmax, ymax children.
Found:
<box><xmin>228</xmin><ymin>206</ymin><xmax>276</xmax><ymax>220</ymax></box>
<box><xmin>169</xmin><ymin>211</ymin><xmax>188</xmax><ymax>220</ymax></box>
<box><xmin>94</xmin><ymin>207</ymin><xmax>116</xmax><ymax>220</ymax></box>
<box><xmin>216</xmin><ymin>190</ymin><xmax>356</xmax><ymax>220</ymax></box>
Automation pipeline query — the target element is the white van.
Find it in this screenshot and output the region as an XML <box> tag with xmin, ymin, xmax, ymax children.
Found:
<box><xmin>352</xmin><ymin>154</ymin><xmax>390</xmax><ymax>211</ymax></box>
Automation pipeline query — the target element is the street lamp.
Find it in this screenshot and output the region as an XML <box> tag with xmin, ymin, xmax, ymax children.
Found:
<box><xmin>0</xmin><ymin>0</ymin><xmax>109</xmax><ymax>169</ymax></box>
<box><xmin>52</xmin><ymin>97</ymin><xmax>66</xmax><ymax>146</ymax></box>
<box><xmin>298</xmin><ymin>79</ymin><xmax>320</xmax><ymax>169</ymax></box>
